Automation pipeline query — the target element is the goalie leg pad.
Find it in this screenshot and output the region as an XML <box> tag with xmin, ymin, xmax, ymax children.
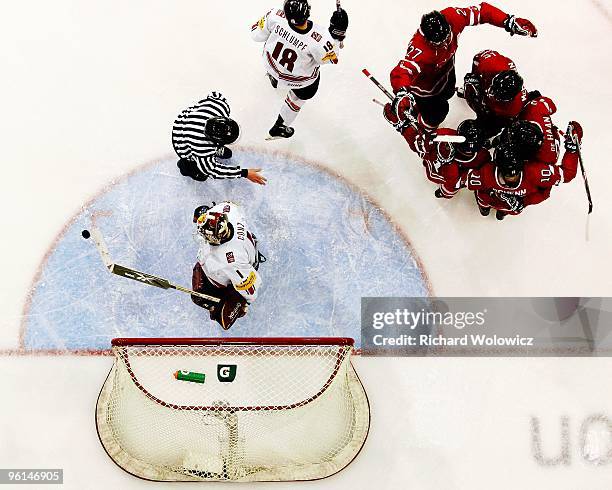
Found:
<box><xmin>210</xmin><ymin>286</ymin><xmax>248</xmax><ymax>331</ymax></box>
<box><xmin>191</xmin><ymin>263</ymin><xmax>247</xmax><ymax>329</ymax></box>
<box><xmin>191</xmin><ymin>263</ymin><xmax>221</xmax><ymax>308</ymax></box>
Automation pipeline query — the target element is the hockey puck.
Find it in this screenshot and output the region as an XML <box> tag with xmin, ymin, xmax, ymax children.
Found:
<box><xmin>82</xmin><ymin>229</ymin><xmax>91</xmax><ymax>239</ymax></box>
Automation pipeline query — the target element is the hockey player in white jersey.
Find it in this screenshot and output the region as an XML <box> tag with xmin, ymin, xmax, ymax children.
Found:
<box><xmin>251</xmin><ymin>0</ymin><xmax>349</xmax><ymax>139</ymax></box>
<box><xmin>191</xmin><ymin>202</ymin><xmax>264</xmax><ymax>330</ymax></box>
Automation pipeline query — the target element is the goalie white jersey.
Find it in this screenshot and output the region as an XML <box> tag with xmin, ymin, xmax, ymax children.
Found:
<box><xmin>251</xmin><ymin>7</ymin><xmax>339</xmax><ymax>89</ymax></box>
<box><xmin>195</xmin><ymin>202</ymin><xmax>262</xmax><ymax>303</ymax></box>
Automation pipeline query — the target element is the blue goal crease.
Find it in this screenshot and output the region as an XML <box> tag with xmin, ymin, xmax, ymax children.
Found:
<box><xmin>23</xmin><ymin>151</ymin><xmax>428</xmax><ymax>351</ymax></box>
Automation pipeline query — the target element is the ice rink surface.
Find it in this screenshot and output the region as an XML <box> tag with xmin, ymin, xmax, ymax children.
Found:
<box><xmin>1</xmin><ymin>0</ymin><xmax>612</xmax><ymax>488</ymax></box>
<box><xmin>23</xmin><ymin>151</ymin><xmax>428</xmax><ymax>350</ymax></box>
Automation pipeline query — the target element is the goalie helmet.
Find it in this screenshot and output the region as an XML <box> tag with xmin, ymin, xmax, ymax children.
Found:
<box><xmin>284</xmin><ymin>0</ymin><xmax>311</xmax><ymax>26</ymax></box>
<box><xmin>509</xmin><ymin>120</ymin><xmax>544</xmax><ymax>157</ymax></box>
<box><xmin>420</xmin><ymin>11</ymin><xmax>450</xmax><ymax>45</ymax></box>
<box><xmin>196</xmin><ymin>211</ymin><xmax>232</xmax><ymax>246</ymax></box>
<box><xmin>457</xmin><ymin>119</ymin><xmax>486</xmax><ymax>154</ymax></box>
<box><xmin>204</xmin><ymin>117</ymin><xmax>240</xmax><ymax>145</ymax></box>
<box><xmin>489</xmin><ymin>70</ymin><xmax>523</xmax><ymax>102</ymax></box>
<box><xmin>193</xmin><ymin>204</ymin><xmax>214</xmax><ymax>224</ymax></box>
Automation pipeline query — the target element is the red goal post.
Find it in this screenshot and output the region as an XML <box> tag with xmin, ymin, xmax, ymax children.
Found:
<box><xmin>111</xmin><ymin>336</ymin><xmax>355</xmax><ymax>347</ymax></box>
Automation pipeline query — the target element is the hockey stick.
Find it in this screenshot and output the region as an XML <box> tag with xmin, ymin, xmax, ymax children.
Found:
<box><xmin>363</xmin><ymin>68</ymin><xmax>421</xmax><ymax>133</ymax></box>
<box><xmin>85</xmin><ymin>226</ymin><xmax>221</xmax><ymax>307</ymax></box>
<box><xmin>569</xmin><ymin>124</ymin><xmax>593</xmax><ymax>214</ymax></box>
<box><xmin>336</xmin><ymin>0</ymin><xmax>344</xmax><ymax>49</ymax></box>
<box><xmin>371</xmin><ymin>97</ymin><xmax>464</xmax><ymax>143</ymax></box>
<box><xmin>362</xmin><ymin>68</ymin><xmax>394</xmax><ymax>101</ymax></box>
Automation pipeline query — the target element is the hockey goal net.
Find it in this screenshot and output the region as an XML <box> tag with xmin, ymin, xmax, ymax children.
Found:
<box><xmin>96</xmin><ymin>337</ymin><xmax>370</xmax><ymax>482</ymax></box>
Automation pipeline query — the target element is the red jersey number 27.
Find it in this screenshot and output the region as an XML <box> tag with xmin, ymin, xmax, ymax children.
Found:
<box><xmin>406</xmin><ymin>45</ymin><xmax>422</xmax><ymax>60</ymax></box>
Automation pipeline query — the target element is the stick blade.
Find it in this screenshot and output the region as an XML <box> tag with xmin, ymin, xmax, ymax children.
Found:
<box><xmin>89</xmin><ymin>226</ymin><xmax>114</xmax><ymax>270</ymax></box>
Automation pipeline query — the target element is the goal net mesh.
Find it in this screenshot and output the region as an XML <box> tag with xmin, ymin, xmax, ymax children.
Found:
<box><xmin>96</xmin><ymin>338</ymin><xmax>370</xmax><ymax>482</ymax></box>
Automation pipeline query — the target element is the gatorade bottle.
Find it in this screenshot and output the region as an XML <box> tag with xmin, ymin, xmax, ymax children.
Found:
<box><xmin>174</xmin><ymin>370</ymin><xmax>206</xmax><ymax>384</ymax></box>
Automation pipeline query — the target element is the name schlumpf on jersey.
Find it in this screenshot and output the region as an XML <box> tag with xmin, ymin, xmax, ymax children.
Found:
<box><xmin>251</xmin><ymin>8</ymin><xmax>339</xmax><ymax>88</ymax></box>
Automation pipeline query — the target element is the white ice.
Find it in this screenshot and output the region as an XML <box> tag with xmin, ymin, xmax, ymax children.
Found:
<box><xmin>1</xmin><ymin>0</ymin><xmax>612</xmax><ymax>488</ymax></box>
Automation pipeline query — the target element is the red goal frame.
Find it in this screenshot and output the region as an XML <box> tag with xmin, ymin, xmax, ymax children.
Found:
<box><xmin>112</xmin><ymin>337</ymin><xmax>354</xmax><ymax>347</ymax></box>
<box><xmin>110</xmin><ymin>337</ymin><xmax>356</xmax><ymax>412</ymax></box>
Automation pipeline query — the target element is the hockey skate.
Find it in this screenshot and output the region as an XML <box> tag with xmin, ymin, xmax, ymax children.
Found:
<box><xmin>266</xmin><ymin>117</ymin><xmax>295</xmax><ymax>140</ymax></box>
<box><xmin>266</xmin><ymin>73</ymin><xmax>279</xmax><ymax>89</ymax></box>
<box><xmin>478</xmin><ymin>204</ymin><xmax>491</xmax><ymax>216</ymax></box>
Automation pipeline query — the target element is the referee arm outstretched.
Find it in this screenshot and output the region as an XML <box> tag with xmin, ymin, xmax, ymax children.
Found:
<box><xmin>172</xmin><ymin>92</ymin><xmax>266</xmax><ymax>185</ymax></box>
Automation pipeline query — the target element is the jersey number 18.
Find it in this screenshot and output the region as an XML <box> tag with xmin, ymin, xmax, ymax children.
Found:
<box><xmin>271</xmin><ymin>41</ymin><xmax>298</xmax><ymax>72</ymax></box>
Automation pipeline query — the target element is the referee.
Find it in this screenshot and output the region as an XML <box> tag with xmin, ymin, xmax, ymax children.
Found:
<box><xmin>172</xmin><ymin>92</ymin><xmax>266</xmax><ymax>184</ymax></box>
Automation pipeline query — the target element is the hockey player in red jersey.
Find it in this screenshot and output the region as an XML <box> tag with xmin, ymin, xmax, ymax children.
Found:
<box><xmin>390</xmin><ymin>4</ymin><xmax>537</xmax><ymax>131</ymax></box>
<box><xmin>385</xmin><ymin>103</ymin><xmax>490</xmax><ymax>198</ymax></box>
<box><xmin>462</xmin><ymin>49</ymin><xmax>528</xmax><ymax>135</ymax></box>
<box><xmin>509</xmin><ymin>95</ymin><xmax>561</xmax><ymax>165</ymax></box>
<box><xmin>465</xmin><ymin>126</ymin><xmax>582</xmax><ymax>219</ymax></box>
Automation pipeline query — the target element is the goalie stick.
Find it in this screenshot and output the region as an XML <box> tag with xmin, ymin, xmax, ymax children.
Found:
<box><xmin>86</xmin><ymin>226</ymin><xmax>221</xmax><ymax>307</ymax></box>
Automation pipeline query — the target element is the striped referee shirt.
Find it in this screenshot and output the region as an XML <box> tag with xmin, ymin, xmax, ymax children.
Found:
<box><xmin>172</xmin><ymin>92</ymin><xmax>244</xmax><ymax>179</ymax></box>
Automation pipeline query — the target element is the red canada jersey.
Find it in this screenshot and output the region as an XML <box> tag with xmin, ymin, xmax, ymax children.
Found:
<box><xmin>466</xmin><ymin>156</ymin><xmax>578</xmax><ymax>212</ymax></box>
<box><xmin>472</xmin><ymin>49</ymin><xmax>528</xmax><ymax>118</ymax></box>
<box><xmin>390</xmin><ymin>3</ymin><xmax>509</xmax><ymax>96</ymax></box>
<box><xmin>402</xmin><ymin>127</ymin><xmax>491</xmax><ymax>197</ymax></box>
<box><xmin>519</xmin><ymin>96</ymin><xmax>561</xmax><ymax>165</ymax></box>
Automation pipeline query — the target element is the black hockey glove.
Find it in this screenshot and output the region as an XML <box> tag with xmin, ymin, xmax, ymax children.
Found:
<box><xmin>463</xmin><ymin>72</ymin><xmax>490</xmax><ymax>116</ymax></box>
<box><xmin>463</xmin><ymin>73</ymin><xmax>481</xmax><ymax>99</ymax></box>
<box><xmin>178</xmin><ymin>158</ymin><xmax>208</xmax><ymax>181</ymax></box>
<box><xmin>527</xmin><ymin>90</ymin><xmax>542</xmax><ymax>101</ymax></box>
<box><xmin>500</xmin><ymin>194</ymin><xmax>524</xmax><ymax>213</ymax></box>
<box><xmin>216</xmin><ymin>146</ymin><xmax>233</xmax><ymax>159</ymax></box>
<box><xmin>329</xmin><ymin>8</ymin><xmax>348</xmax><ymax>41</ymax></box>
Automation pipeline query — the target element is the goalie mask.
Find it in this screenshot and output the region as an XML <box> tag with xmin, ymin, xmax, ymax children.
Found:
<box><xmin>204</xmin><ymin>117</ymin><xmax>240</xmax><ymax>145</ymax></box>
<box><xmin>196</xmin><ymin>211</ymin><xmax>232</xmax><ymax>246</ymax></box>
